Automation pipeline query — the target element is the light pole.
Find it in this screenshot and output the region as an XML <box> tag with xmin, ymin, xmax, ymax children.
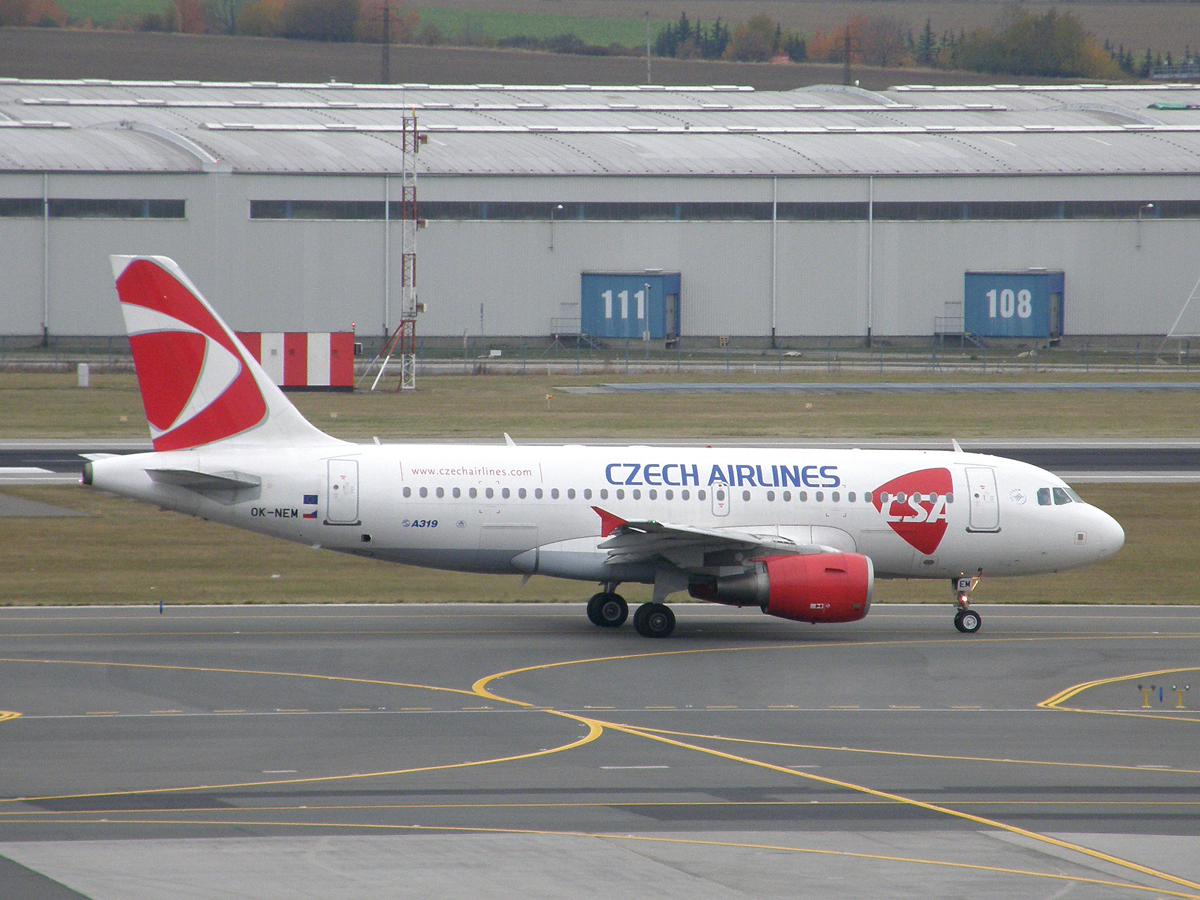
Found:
<box><xmin>549</xmin><ymin>203</ymin><xmax>563</xmax><ymax>250</ymax></box>
<box><xmin>645</xmin><ymin>11</ymin><xmax>652</xmax><ymax>84</ymax></box>
<box><xmin>643</xmin><ymin>281</ymin><xmax>651</xmax><ymax>358</ymax></box>
<box><xmin>1137</xmin><ymin>202</ymin><xmax>1154</xmax><ymax>249</ymax></box>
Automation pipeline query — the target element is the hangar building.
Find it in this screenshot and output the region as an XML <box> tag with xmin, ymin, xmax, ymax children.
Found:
<box><xmin>2</xmin><ymin>77</ymin><xmax>1200</xmax><ymax>344</ymax></box>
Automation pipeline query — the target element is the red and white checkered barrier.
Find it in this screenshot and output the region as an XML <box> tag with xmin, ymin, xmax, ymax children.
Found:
<box><xmin>236</xmin><ymin>332</ymin><xmax>355</xmax><ymax>390</ymax></box>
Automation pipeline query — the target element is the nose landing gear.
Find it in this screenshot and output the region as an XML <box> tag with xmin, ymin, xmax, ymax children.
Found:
<box><xmin>952</xmin><ymin>573</ymin><xmax>982</xmax><ymax>633</ymax></box>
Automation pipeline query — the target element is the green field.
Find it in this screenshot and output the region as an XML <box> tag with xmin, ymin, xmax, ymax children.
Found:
<box><xmin>1</xmin><ymin>371</ymin><xmax>1196</xmax><ymax>607</ymax></box>
<box><xmin>414</xmin><ymin>8</ymin><xmax>651</xmax><ymax>46</ymax></box>
<box><xmin>52</xmin><ymin>0</ymin><xmax>657</xmax><ymax>45</ymax></box>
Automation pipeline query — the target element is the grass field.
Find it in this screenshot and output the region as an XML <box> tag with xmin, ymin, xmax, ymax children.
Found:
<box><xmin>415</xmin><ymin>8</ymin><xmax>649</xmax><ymax>46</ymax></box>
<box><xmin>54</xmin><ymin>0</ymin><xmax>655</xmax><ymax>46</ymax></box>
<box><xmin>3</xmin><ymin>372</ymin><xmax>1200</xmax><ymax>441</ymax></box>
<box><xmin>0</xmin><ymin>372</ymin><xmax>1196</xmax><ymax>607</ymax></box>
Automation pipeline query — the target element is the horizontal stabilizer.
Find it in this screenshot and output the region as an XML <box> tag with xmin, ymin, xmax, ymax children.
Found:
<box><xmin>148</xmin><ymin>468</ymin><xmax>262</xmax><ymax>495</ymax></box>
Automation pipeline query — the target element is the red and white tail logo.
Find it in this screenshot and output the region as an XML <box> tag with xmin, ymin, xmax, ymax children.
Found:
<box><xmin>114</xmin><ymin>257</ymin><xmax>267</xmax><ymax>451</ymax></box>
<box><xmin>872</xmin><ymin>468</ymin><xmax>954</xmax><ymax>555</ymax></box>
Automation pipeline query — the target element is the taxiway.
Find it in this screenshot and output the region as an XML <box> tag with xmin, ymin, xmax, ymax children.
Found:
<box><xmin>1</xmin><ymin>603</ymin><xmax>1198</xmax><ymax>898</ymax></box>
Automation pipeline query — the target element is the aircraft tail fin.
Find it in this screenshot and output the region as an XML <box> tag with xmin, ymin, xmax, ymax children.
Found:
<box><xmin>111</xmin><ymin>255</ymin><xmax>342</xmax><ymax>451</ymax></box>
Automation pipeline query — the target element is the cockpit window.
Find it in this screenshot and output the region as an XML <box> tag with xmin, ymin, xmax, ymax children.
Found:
<box><xmin>1037</xmin><ymin>488</ymin><xmax>1052</xmax><ymax>506</ymax></box>
<box><xmin>1052</xmin><ymin>487</ymin><xmax>1073</xmax><ymax>505</ymax></box>
<box><xmin>1065</xmin><ymin>488</ymin><xmax>1083</xmax><ymax>503</ymax></box>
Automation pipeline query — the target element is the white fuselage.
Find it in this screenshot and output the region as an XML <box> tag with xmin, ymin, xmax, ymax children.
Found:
<box><xmin>88</xmin><ymin>442</ymin><xmax>1125</xmax><ymax>588</ymax></box>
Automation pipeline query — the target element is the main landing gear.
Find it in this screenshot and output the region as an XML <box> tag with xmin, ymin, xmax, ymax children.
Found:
<box><xmin>586</xmin><ymin>584</ymin><xmax>676</xmax><ymax>638</ymax></box>
<box><xmin>633</xmin><ymin>602</ymin><xmax>675</xmax><ymax>639</ymax></box>
<box><xmin>586</xmin><ymin>590</ymin><xmax>628</xmax><ymax>628</ymax></box>
<box><xmin>952</xmin><ymin>574</ymin><xmax>982</xmax><ymax>634</ymax></box>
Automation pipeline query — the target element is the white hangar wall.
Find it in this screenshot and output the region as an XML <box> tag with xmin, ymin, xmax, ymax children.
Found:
<box><xmin>4</xmin><ymin>168</ymin><xmax>1200</xmax><ymax>341</ymax></box>
<box><xmin>5</xmin><ymin>79</ymin><xmax>1200</xmax><ymax>341</ymax></box>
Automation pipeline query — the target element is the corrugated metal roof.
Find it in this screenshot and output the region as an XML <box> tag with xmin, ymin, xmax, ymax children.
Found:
<box><xmin>4</xmin><ymin>78</ymin><xmax>1200</xmax><ymax>176</ymax></box>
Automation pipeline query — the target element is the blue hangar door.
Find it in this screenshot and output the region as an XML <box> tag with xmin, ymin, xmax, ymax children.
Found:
<box><xmin>964</xmin><ymin>271</ymin><xmax>1064</xmax><ymax>340</ymax></box>
<box><xmin>581</xmin><ymin>273</ymin><xmax>681</xmax><ymax>340</ymax></box>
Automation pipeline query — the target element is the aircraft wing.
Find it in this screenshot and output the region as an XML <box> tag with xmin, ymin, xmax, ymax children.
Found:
<box><xmin>594</xmin><ymin>507</ymin><xmax>826</xmax><ymax>570</ymax></box>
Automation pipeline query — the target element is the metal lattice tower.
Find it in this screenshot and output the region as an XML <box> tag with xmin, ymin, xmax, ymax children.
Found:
<box><xmin>366</xmin><ymin>113</ymin><xmax>422</xmax><ymax>393</ymax></box>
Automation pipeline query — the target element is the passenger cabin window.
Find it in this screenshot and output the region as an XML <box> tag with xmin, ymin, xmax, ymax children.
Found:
<box><xmin>518</xmin><ymin>488</ymin><xmax>526</xmax><ymax>499</ymax></box>
<box><xmin>403</xmin><ymin>487</ymin><xmax>411</xmax><ymax>498</ymax></box>
<box><xmin>681</xmin><ymin>490</ymin><xmax>689</xmax><ymax>500</ymax></box>
<box><xmin>1052</xmin><ymin>487</ymin><xmax>1073</xmax><ymax>505</ymax></box>
<box><xmin>485</xmin><ymin>487</ymin><xmax>494</xmax><ymax>499</ymax></box>
<box><xmin>698</xmin><ymin>490</ymin><xmax>706</xmax><ymax>500</ymax></box>
<box><xmin>436</xmin><ymin>487</ymin><xmax>444</xmax><ymax>498</ymax></box>
<box><xmin>599</xmin><ymin>489</ymin><xmax>608</xmax><ymax>500</ymax></box>
<box><xmin>552</xmin><ymin>488</ymin><xmax>560</xmax><ymax>499</ymax></box>
<box><xmin>584</xmin><ymin>489</ymin><xmax>592</xmax><ymax>500</ymax></box>
<box><xmin>568</xmin><ymin>489</ymin><xmax>576</xmax><ymax>499</ymax></box>
<box><xmin>469</xmin><ymin>488</ymin><xmax>477</xmax><ymax>499</ymax></box>
<box><xmin>453</xmin><ymin>487</ymin><xmax>461</xmax><ymax>498</ymax></box>
<box><xmin>535</xmin><ymin>488</ymin><xmax>543</xmax><ymax>499</ymax></box>
<box><xmin>502</xmin><ymin>488</ymin><xmax>510</xmax><ymax>499</ymax></box>
<box><xmin>742</xmin><ymin>490</ymin><xmax>751</xmax><ymax>501</ymax></box>
<box><xmin>1037</xmin><ymin>488</ymin><xmax>1052</xmax><ymax>506</ymax></box>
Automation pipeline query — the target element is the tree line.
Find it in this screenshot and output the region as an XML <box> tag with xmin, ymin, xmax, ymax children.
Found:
<box><xmin>652</xmin><ymin>8</ymin><xmax>1128</xmax><ymax>79</ymax></box>
<box><xmin>0</xmin><ymin>0</ymin><xmax>1179</xmax><ymax>82</ymax></box>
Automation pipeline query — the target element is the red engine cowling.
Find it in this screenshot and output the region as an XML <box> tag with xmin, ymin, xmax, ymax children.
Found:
<box><xmin>688</xmin><ymin>552</ymin><xmax>873</xmax><ymax>624</ymax></box>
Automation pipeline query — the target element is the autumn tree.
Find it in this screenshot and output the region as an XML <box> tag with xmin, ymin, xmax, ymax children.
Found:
<box><xmin>859</xmin><ymin>15</ymin><xmax>908</xmax><ymax>67</ymax></box>
<box><xmin>723</xmin><ymin>13</ymin><xmax>776</xmax><ymax>62</ymax></box>
<box><xmin>175</xmin><ymin>0</ymin><xmax>206</xmax><ymax>33</ymax></box>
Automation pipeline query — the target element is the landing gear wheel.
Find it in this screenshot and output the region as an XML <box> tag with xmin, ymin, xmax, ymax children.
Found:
<box><xmin>633</xmin><ymin>602</ymin><xmax>675</xmax><ymax>638</ymax></box>
<box><xmin>954</xmin><ymin>609</ymin><xmax>981</xmax><ymax>634</ymax></box>
<box><xmin>587</xmin><ymin>592</ymin><xmax>627</xmax><ymax>628</ymax></box>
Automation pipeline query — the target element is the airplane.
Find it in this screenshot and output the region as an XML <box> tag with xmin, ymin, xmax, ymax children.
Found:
<box><xmin>83</xmin><ymin>256</ymin><xmax>1125</xmax><ymax>638</ymax></box>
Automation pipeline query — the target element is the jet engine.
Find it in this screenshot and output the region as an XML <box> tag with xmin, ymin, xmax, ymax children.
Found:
<box><xmin>688</xmin><ymin>552</ymin><xmax>873</xmax><ymax>624</ymax></box>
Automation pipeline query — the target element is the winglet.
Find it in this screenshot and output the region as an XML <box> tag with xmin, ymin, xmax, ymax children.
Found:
<box><xmin>592</xmin><ymin>506</ymin><xmax>627</xmax><ymax>537</ymax></box>
<box><xmin>504</xmin><ymin>433</ymin><xmax>516</xmax><ymax>447</ymax></box>
<box><xmin>951</xmin><ymin>439</ymin><xmax>964</xmax><ymax>453</ymax></box>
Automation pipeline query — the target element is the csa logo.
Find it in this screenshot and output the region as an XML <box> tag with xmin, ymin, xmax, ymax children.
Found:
<box><xmin>872</xmin><ymin>468</ymin><xmax>954</xmax><ymax>555</ymax></box>
<box><xmin>117</xmin><ymin>259</ymin><xmax>267</xmax><ymax>451</ymax></box>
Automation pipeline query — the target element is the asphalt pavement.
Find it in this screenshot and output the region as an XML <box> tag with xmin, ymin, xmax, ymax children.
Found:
<box><xmin>1</xmin><ymin>603</ymin><xmax>1198</xmax><ymax>899</ymax></box>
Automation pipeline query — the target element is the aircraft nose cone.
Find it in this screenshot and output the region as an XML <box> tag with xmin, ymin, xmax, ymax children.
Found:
<box><xmin>1096</xmin><ymin>509</ymin><xmax>1125</xmax><ymax>560</ymax></box>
